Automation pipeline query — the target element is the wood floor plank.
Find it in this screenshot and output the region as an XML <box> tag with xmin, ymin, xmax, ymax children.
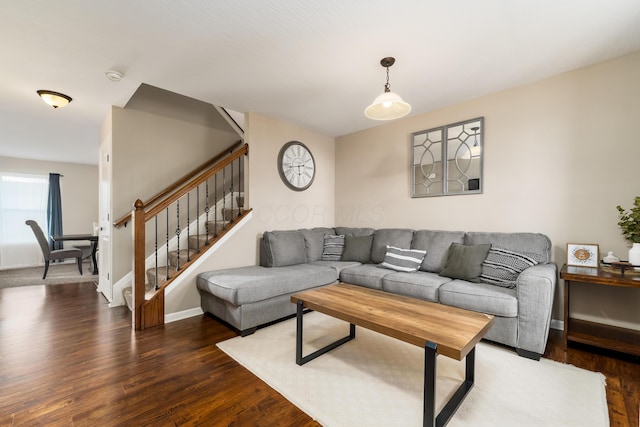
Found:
<box><xmin>1</xmin><ymin>282</ymin><xmax>638</xmax><ymax>426</ymax></box>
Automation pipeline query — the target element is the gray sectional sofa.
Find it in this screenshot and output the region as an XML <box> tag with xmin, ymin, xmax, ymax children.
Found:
<box><xmin>197</xmin><ymin>227</ymin><xmax>557</xmax><ymax>360</ymax></box>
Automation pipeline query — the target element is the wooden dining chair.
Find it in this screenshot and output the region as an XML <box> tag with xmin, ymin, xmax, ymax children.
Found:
<box><xmin>25</xmin><ymin>220</ymin><xmax>83</xmax><ymax>279</ymax></box>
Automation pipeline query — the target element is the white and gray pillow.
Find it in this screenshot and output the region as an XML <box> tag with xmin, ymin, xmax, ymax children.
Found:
<box><xmin>379</xmin><ymin>245</ymin><xmax>427</xmax><ymax>272</ymax></box>
<box><xmin>480</xmin><ymin>246</ymin><xmax>539</xmax><ymax>288</ymax></box>
<box><xmin>321</xmin><ymin>235</ymin><xmax>345</xmax><ymax>261</ymax></box>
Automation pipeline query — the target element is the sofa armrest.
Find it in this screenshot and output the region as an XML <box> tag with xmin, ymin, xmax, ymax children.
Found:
<box><xmin>515</xmin><ymin>263</ymin><xmax>558</xmax><ymax>356</ymax></box>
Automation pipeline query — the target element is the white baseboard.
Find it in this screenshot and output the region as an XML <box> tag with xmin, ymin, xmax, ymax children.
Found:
<box><xmin>550</xmin><ymin>319</ymin><xmax>563</xmax><ymax>331</ymax></box>
<box><xmin>165</xmin><ymin>307</ymin><xmax>204</xmax><ymax>324</ymax></box>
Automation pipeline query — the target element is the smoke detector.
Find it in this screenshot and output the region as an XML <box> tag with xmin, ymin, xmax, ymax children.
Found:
<box><xmin>105</xmin><ymin>70</ymin><xmax>124</xmax><ymax>82</ymax></box>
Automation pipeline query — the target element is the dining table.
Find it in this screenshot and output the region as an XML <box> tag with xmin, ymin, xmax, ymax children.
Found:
<box><xmin>51</xmin><ymin>234</ymin><xmax>99</xmax><ymax>274</ymax></box>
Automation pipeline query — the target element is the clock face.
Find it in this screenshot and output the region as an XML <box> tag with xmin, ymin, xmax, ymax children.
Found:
<box><xmin>278</xmin><ymin>141</ymin><xmax>315</xmax><ymax>191</ymax></box>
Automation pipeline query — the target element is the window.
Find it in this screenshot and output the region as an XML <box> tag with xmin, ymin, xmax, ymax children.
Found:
<box><xmin>0</xmin><ymin>172</ymin><xmax>49</xmax><ymax>268</ymax></box>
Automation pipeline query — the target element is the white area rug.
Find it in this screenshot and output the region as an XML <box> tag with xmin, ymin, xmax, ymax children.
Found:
<box><xmin>218</xmin><ymin>311</ymin><xmax>608</xmax><ymax>427</ymax></box>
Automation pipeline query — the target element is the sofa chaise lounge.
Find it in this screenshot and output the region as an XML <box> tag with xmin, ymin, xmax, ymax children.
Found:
<box><xmin>197</xmin><ymin>227</ymin><xmax>557</xmax><ymax>360</ymax></box>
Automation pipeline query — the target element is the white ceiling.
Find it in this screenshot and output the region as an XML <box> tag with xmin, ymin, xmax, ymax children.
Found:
<box><xmin>1</xmin><ymin>1</ymin><xmax>639</xmax><ymax>165</ymax></box>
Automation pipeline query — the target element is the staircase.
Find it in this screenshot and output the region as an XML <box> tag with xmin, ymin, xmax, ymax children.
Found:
<box><xmin>115</xmin><ymin>142</ymin><xmax>250</xmax><ymax>330</ymax></box>
<box><xmin>122</xmin><ymin>207</ymin><xmax>246</xmax><ymax>311</ymax></box>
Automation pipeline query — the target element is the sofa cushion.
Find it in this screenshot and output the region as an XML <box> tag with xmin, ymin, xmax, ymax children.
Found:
<box><xmin>321</xmin><ymin>234</ymin><xmax>345</xmax><ymax>261</ymax></box>
<box><xmin>335</xmin><ymin>227</ymin><xmax>375</xmax><ymax>237</ymax></box>
<box><xmin>439</xmin><ymin>280</ymin><xmax>518</xmax><ymax>317</ymax></box>
<box><xmin>309</xmin><ymin>260</ymin><xmax>362</xmax><ymax>275</ymax></box>
<box><xmin>480</xmin><ymin>247</ymin><xmax>539</xmax><ymax>288</ymax></box>
<box><xmin>299</xmin><ymin>227</ymin><xmax>335</xmax><ymax>262</ymax></box>
<box><xmin>439</xmin><ymin>243</ymin><xmax>491</xmax><ymax>282</ymax></box>
<box><xmin>371</xmin><ymin>228</ymin><xmax>415</xmax><ymax>264</ymax></box>
<box><xmin>339</xmin><ymin>264</ymin><xmax>395</xmax><ymax>290</ymax></box>
<box><xmin>382</xmin><ymin>271</ymin><xmax>451</xmax><ymax>302</ymax></box>
<box><xmin>411</xmin><ymin>230</ymin><xmax>466</xmax><ymax>273</ymax></box>
<box><xmin>196</xmin><ymin>264</ymin><xmax>338</xmax><ymax>305</ymax></box>
<box><xmin>465</xmin><ymin>232</ymin><xmax>551</xmax><ymax>263</ymax></box>
<box><xmin>379</xmin><ymin>246</ymin><xmax>426</xmax><ymax>272</ymax></box>
<box><xmin>341</xmin><ymin>234</ymin><xmax>374</xmax><ymax>263</ymax></box>
<box><xmin>261</xmin><ymin>230</ymin><xmax>307</xmax><ymax>267</ymax></box>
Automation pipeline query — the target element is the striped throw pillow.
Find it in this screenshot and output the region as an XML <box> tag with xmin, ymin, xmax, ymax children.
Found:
<box><xmin>379</xmin><ymin>245</ymin><xmax>427</xmax><ymax>272</ymax></box>
<box><xmin>480</xmin><ymin>247</ymin><xmax>538</xmax><ymax>288</ymax></box>
<box><xmin>321</xmin><ymin>235</ymin><xmax>345</xmax><ymax>261</ymax></box>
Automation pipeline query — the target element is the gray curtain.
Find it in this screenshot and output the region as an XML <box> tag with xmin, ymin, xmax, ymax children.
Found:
<box><xmin>47</xmin><ymin>173</ymin><xmax>63</xmax><ymax>251</ymax></box>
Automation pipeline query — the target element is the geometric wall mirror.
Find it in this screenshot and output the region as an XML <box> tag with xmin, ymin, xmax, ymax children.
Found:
<box><xmin>411</xmin><ymin>117</ymin><xmax>484</xmax><ymax>197</ymax></box>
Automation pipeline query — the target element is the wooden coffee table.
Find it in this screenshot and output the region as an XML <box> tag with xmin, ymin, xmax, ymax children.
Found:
<box><xmin>291</xmin><ymin>283</ymin><xmax>494</xmax><ymax>427</ymax></box>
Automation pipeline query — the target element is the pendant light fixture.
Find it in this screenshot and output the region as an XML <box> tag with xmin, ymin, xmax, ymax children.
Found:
<box><xmin>470</xmin><ymin>126</ymin><xmax>481</xmax><ymax>157</ymax></box>
<box><xmin>364</xmin><ymin>57</ymin><xmax>411</xmax><ymax>121</ymax></box>
<box><xmin>37</xmin><ymin>90</ymin><xmax>72</xmax><ymax>109</ymax></box>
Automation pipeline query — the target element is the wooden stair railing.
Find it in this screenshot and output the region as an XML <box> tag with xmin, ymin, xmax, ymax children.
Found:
<box><xmin>131</xmin><ymin>143</ymin><xmax>249</xmax><ymax>330</ymax></box>
<box><xmin>114</xmin><ymin>140</ymin><xmax>244</xmax><ymax>229</ymax></box>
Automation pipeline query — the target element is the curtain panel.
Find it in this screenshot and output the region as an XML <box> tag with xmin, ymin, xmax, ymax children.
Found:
<box><xmin>47</xmin><ymin>173</ymin><xmax>63</xmax><ymax>251</ymax></box>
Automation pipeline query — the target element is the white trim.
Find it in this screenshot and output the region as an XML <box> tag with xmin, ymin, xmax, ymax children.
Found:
<box><xmin>109</xmin><ymin>272</ymin><xmax>132</xmax><ymax>307</ymax></box>
<box><xmin>550</xmin><ymin>319</ymin><xmax>563</xmax><ymax>331</ymax></box>
<box><xmin>165</xmin><ymin>307</ymin><xmax>204</xmax><ymax>323</ymax></box>
<box><xmin>215</xmin><ymin>106</ymin><xmax>244</xmax><ymax>136</ymax></box>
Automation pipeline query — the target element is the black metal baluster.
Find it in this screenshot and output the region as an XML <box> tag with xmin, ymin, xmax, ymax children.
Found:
<box><xmin>186</xmin><ymin>192</ymin><xmax>191</xmax><ymax>262</ymax></box>
<box><xmin>205</xmin><ymin>179</ymin><xmax>210</xmax><ymax>244</ymax></box>
<box><xmin>214</xmin><ymin>174</ymin><xmax>218</xmax><ymax>238</ymax></box>
<box><xmin>176</xmin><ymin>200</ymin><xmax>181</xmax><ymax>272</ymax></box>
<box><xmin>238</xmin><ymin>156</ymin><xmax>242</xmax><ymax>218</ymax></box>
<box><xmin>222</xmin><ymin>166</ymin><xmax>226</xmax><ymax>230</ymax></box>
<box><xmin>154</xmin><ymin>216</ymin><xmax>158</xmax><ymax>290</ymax></box>
<box><xmin>230</xmin><ymin>161</ymin><xmax>234</xmax><ymax>223</ymax></box>
<box><xmin>165</xmin><ymin>207</ymin><xmax>169</xmax><ymax>282</ymax></box>
<box><xmin>196</xmin><ymin>186</ymin><xmax>200</xmax><ymax>253</ymax></box>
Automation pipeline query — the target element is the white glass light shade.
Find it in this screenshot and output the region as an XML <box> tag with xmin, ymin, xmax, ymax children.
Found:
<box><xmin>364</xmin><ymin>90</ymin><xmax>411</xmax><ymax>120</ymax></box>
<box><xmin>37</xmin><ymin>90</ymin><xmax>72</xmax><ymax>108</ymax></box>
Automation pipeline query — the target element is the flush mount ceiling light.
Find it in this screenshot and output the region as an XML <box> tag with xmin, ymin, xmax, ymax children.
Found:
<box><xmin>364</xmin><ymin>57</ymin><xmax>411</xmax><ymax>121</ymax></box>
<box><xmin>37</xmin><ymin>90</ymin><xmax>72</xmax><ymax>109</ymax></box>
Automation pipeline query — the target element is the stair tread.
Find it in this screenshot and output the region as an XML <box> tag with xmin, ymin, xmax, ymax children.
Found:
<box><xmin>122</xmin><ymin>283</ymin><xmax>156</xmax><ymax>311</ymax></box>
<box><xmin>126</xmin><ymin>205</ymin><xmax>250</xmax><ymax>311</ymax></box>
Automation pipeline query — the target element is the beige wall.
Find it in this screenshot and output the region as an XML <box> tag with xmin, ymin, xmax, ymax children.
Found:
<box><xmin>336</xmin><ymin>52</ymin><xmax>640</xmax><ymax>330</ymax></box>
<box><xmin>0</xmin><ymin>156</ymin><xmax>98</xmax><ymax>243</ymax></box>
<box><xmin>109</xmin><ymin>103</ymin><xmax>241</xmax><ymax>283</ymax></box>
<box><xmin>165</xmin><ymin>112</ymin><xmax>336</xmax><ymax>313</ymax></box>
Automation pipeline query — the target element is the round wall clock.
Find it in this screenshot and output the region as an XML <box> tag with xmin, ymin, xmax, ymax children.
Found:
<box><xmin>277</xmin><ymin>141</ymin><xmax>315</xmax><ymax>191</ymax></box>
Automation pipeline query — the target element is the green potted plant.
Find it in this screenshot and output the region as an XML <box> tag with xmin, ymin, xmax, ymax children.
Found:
<box><xmin>616</xmin><ymin>196</ymin><xmax>640</xmax><ymax>266</ymax></box>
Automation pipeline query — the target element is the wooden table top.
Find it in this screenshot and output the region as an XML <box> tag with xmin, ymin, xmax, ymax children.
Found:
<box><xmin>291</xmin><ymin>283</ymin><xmax>494</xmax><ymax>360</ymax></box>
<box><xmin>560</xmin><ymin>264</ymin><xmax>640</xmax><ymax>288</ymax></box>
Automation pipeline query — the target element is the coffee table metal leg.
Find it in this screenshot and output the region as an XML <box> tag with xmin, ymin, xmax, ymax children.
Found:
<box><xmin>424</xmin><ymin>342</ymin><xmax>438</xmax><ymax>427</ymax></box>
<box><xmin>296</xmin><ymin>300</ymin><xmax>355</xmax><ymax>366</ymax></box>
<box><xmin>424</xmin><ymin>344</ymin><xmax>476</xmax><ymax>427</ymax></box>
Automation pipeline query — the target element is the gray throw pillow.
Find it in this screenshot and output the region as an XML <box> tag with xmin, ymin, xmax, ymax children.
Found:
<box><xmin>341</xmin><ymin>234</ymin><xmax>374</xmax><ymax>263</ymax></box>
<box><xmin>439</xmin><ymin>243</ymin><xmax>491</xmax><ymax>282</ymax></box>
<box><xmin>321</xmin><ymin>235</ymin><xmax>345</xmax><ymax>261</ymax></box>
<box><xmin>261</xmin><ymin>230</ymin><xmax>307</xmax><ymax>267</ymax></box>
<box><xmin>299</xmin><ymin>227</ymin><xmax>335</xmax><ymax>262</ymax></box>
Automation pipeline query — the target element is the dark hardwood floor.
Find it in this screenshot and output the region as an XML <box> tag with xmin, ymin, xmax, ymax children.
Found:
<box><xmin>1</xmin><ymin>282</ymin><xmax>638</xmax><ymax>426</ymax></box>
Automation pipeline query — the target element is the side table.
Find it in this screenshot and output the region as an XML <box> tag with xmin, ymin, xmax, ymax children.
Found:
<box><xmin>560</xmin><ymin>264</ymin><xmax>640</xmax><ymax>356</ymax></box>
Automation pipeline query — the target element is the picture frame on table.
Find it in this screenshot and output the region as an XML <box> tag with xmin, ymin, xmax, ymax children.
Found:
<box><xmin>566</xmin><ymin>243</ymin><xmax>600</xmax><ymax>268</ymax></box>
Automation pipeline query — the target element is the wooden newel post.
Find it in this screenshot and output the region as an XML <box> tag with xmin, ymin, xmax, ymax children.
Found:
<box><xmin>132</xmin><ymin>199</ymin><xmax>145</xmax><ymax>330</ymax></box>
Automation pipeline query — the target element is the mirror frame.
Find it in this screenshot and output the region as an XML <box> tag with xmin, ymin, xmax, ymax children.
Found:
<box><xmin>411</xmin><ymin>117</ymin><xmax>484</xmax><ymax>198</ymax></box>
